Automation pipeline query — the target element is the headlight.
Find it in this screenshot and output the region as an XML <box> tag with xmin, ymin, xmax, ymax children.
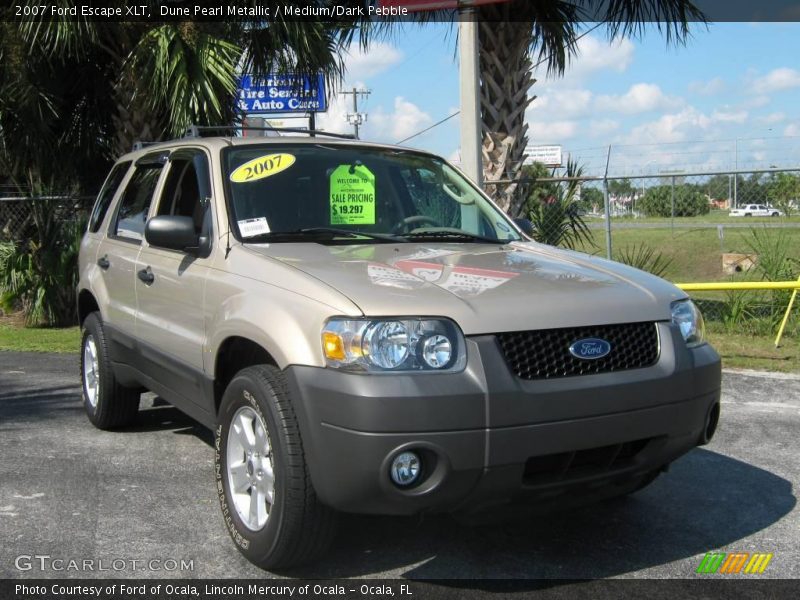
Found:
<box><xmin>322</xmin><ymin>318</ymin><xmax>466</xmax><ymax>372</ymax></box>
<box><xmin>671</xmin><ymin>299</ymin><xmax>705</xmax><ymax>348</ymax></box>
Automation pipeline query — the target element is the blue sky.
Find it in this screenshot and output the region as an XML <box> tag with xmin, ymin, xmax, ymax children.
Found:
<box><xmin>314</xmin><ymin>22</ymin><xmax>800</xmax><ymax>177</ymax></box>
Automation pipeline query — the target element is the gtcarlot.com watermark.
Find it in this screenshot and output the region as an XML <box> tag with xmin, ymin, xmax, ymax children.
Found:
<box><xmin>14</xmin><ymin>554</ymin><xmax>194</xmax><ymax>572</ymax></box>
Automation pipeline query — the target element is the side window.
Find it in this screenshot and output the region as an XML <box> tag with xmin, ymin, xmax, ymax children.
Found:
<box><xmin>155</xmin><ymin>151</ymin><xmax>212</xmax><ymax>236</ymax></box>
<box><xmin>113</xmin><ymin>167</ymin><xmax>162</xmax><ymax>241</ymax></box>
<box><xmin>89</xmin><ymin>161</ymin><xmax>130</xmax><ymax>233</ymax></box>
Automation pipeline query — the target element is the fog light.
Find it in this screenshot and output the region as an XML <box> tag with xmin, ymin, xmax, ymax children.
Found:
<box><xmin>389</xmin><ymin>451</ymin><xmax>421</xmax><ymax>487</ymax></box>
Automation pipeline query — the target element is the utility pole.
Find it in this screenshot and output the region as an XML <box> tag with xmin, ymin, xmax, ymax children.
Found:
<box><xmin>734</xmin><ymin>138</ymin><xmax>739</xmax><ymax>208</ymax></box>
<box><xmin>459</xmin><ymin>9</ymin><xmax>483</xmax><ymax>186</ymax></box>
<box><xmin>340</xmin><ymin>87</ymin><xmax>371</xmax><ymax>139</ymax></box>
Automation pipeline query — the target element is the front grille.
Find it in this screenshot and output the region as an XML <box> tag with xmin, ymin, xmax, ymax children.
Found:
<box><xmin>496</xmin><ymin>322</ymin><xmax>659</xmax><ymax>380</ymax></box>
<box><xmin>523</xmin><ymin>437</ymin><xmax>655</xmax><ymax>486</ymax></box>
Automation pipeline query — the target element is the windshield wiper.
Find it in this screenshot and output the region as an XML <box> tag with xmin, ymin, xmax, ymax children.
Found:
<box><xmin>242</xmin><ymin>228</ymin><xmax>407</xmax><ymax>243</ymax></box>
<box><xmin>404</xmin><ymin>230</ymin><xmax>512</xmax><ymax>244</ymax></box>
<box><xmin>298</xmin><ymin>227</ymin><xmax>408</xmax><ymax>242</ymax></box>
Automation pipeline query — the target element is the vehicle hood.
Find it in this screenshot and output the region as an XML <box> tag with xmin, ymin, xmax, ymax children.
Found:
<box><xmin>247</xmin><ymin>242</ymin><xmax>685</xmax><ymax>334</ymax></box>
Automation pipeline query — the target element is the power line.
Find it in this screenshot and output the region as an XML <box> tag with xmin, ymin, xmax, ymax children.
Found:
<box><xmin>396</xmin><ymin>111</ymin><xmax>460</xmax><ymax>145</ymax></box>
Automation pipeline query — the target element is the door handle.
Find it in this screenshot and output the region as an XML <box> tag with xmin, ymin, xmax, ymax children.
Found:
<box><xmin>97</xmin><ymin>255</ymin><xmax>110</xmax><ymax>270</ymax></box>
<box><xmin>137</xmin><ymin>267</ymin><xmax>155</xmax><ymax>285</ymax></box>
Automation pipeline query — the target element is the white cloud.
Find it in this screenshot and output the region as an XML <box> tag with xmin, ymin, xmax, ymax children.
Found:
<box><xmin>527</xmin><ymin>120</ymin><xmax>579</xmax><ymax>143</ymax></box>
<box><xmin>758</xmin><ymin>112</ymin><xmax>786</xmax><ymax>124</ymax></box>
<box><xmin>742</xmin><ymin>95</ymin><xmax>771</xmax><ymax>109</ymax></box>
<box><xmin>752</xmin><ymin>67</ymin><xmax>800</xmax><ymax>93</ymax></box>
<box><xmin>343</xmin><ymin>43</ymin><xmax>403</xmax><ymax>81</ymax></box>
<box><xmin>370</xmin><ymin>96</ymin><xmax>432</xmax><ymax>142</ymax></box>
<box><xmin>531</xmin><ymin>35</ymin><xmax>634</xmax><ymax>90</ymax></box>
<box><xmin>784</xmin><ymin>123</ymin><xmax>800</xmax><ymax>136</ymax></box>
<box><xmin>589</xmin><ymin>119</ymin><xmax>620</xmax><ymax>138</ymax></box>
<box><xmin>688</xmin><ymin>77</ymin><xmax>726</xmax><ymax>96</ymax></box>
<box><xmin>621</xmin><ymin>105</ymin><xmax>764</xmax><ymax>148</ymax></box>
<box><xmin>564</xmin><ymin>36</ymin><xmax>635</xmax><ymax>79</ymax></box>
<box><xmin>623</xmin><ymin>107</ymin><xmax>712</xmax><ymax>145</ymax></box>
<box><xmin>529</xmin><ymin>88</ymin><xmax>593</xmax><ymax>118</ymax></box>
<box><xmin>710</xmin><ymin>109</ymin><xmax>748</xmax><ymax>124</ymax></box>
<box><xmin>595</xmin><ymin>83</ymin><xmax>683</xmax><ymax>115</ymax></box>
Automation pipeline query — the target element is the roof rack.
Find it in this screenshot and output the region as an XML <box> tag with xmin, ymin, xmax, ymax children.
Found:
<box><xmin>183</xmin><ymin>125</ymin><xmax>356</xmax><ymax>140</ymax></box>
<box><xmin>131</xmin><ymin>140</ymin><xmax>165</xmax><ymax>152</ymax></box>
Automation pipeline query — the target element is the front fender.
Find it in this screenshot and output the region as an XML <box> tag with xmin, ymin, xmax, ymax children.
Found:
<box><xmin>204</xmin><ymin>285</ymin><xmax>361</xmax><ymax>375</ymax></box>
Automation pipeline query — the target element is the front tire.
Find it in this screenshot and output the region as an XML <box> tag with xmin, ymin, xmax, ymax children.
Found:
<box><xmin>215</xmin><ymin>365</ymin><xmax>337</xmax><ymax>570</ymax></box>
<box><xmin>81</xmin><ymin>312</ymin><xmax>140</xmax><ymax>429</ymax></box>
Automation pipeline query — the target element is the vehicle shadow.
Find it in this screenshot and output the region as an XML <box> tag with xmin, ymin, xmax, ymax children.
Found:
<box><xmin>0</xmin><ymin>385</ymin><xmax>83</xmax><ymax>423</ymax></box>
<box><xmin>285</xmin><ymin>448</ymin><xmax>795</xmax><ymax>580</ymax></box>
<box><xmin>117</xmin><ymin>396</ymin><xmax>215</xmax><ymax>447</ymax></box>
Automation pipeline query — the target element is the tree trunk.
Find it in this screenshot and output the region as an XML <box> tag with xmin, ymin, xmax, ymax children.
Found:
<box><xmin>478</xmin><ymin>11</ymin><xmax>536</xmax><ymax>218</ymax></box>
<box><xmin>100</xmin><ymin>28</ymin><xmax>169</xmax><ymax>158</ymax></box>
<box><xmin>111</xmin><ymin>74</ymin><xmax>169</xmax><ymax>158</ymax></box>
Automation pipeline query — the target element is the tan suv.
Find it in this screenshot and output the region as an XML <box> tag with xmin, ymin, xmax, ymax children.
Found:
<box><xmin>77</xmin><ymin>131</ymin><xmax>721</xmax><ymax>570</ymax></box>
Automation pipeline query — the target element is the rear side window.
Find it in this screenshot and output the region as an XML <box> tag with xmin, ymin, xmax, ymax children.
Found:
<box><xmin>112</xmin><ymin>167</ymin><xmax>162</xmax><ymax>241</ymax></box>
<box><xmin>89</xmin><ymin>161</ymin><xmax>130</xmax><ymax>233</ymax></box>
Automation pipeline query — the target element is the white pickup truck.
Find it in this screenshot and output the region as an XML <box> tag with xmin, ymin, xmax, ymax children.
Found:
<box><xmin>729</xmin><ymin>204</ymin><xmax>783</xmax><ymax>217</ymax></box>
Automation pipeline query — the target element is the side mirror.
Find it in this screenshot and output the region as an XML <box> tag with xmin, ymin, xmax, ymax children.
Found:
<box><xmin>145</xmin><ymin>216</ymin><xmax>199</xmax><ymax>252</ymax></box>
<box><xmin>513</xmin><ymin>218</ymin><xmax>535</xmax><ymax>237</ymax></box>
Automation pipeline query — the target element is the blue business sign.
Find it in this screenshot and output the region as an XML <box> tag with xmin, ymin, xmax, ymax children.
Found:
<box><xmin>238</xmin><ymin>74</ymin><xmax>327</xmax><ymax>113</ymax></box>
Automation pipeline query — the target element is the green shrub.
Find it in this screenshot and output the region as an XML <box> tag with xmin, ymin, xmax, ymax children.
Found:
<box><xmin>0</xmin><ymin>201</ymin><xmax>85</xmax><ymax>327</ymax></box>
<box><xmin>638</xmin><ymin>185</ymin><xmax>710</xmax><ymax>217</ymax></box>
<box><xmin>615</xmin><ymin>243</ymin><xmax>673</xmax><ymax>277</ymax></box>
<box><xmin>525</xmin><ymin>159</ymin><xmax>595</xmax><ymax>250</ymax></box>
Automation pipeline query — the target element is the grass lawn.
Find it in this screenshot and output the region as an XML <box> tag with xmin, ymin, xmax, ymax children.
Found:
<box><xmin>707</xmin><ymin>330</ymin><xmax>800</xmax><ymax>373</ymax></box>
<box><xmin>577</xmin><ymin>225</ymin><xmax>800</xmax><ymax>283</ymax></box>
<box><xmin>0</xmin><ymin>323</ymin><xmax>80</xmax><ymax>353</ymax></box>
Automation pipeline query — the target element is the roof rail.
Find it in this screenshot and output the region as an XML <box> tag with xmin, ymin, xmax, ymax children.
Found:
<box><xmin>131</xmin><ymin>140</ymin><xmax>164</xmax><ymax>152</ymax></box>
<box><xmin>183</xmin><ymin>125</ymin><xmax>356</xmax><ymax>140</ymax></box>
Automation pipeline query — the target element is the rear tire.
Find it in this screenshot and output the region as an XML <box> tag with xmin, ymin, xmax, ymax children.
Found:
<box><xmin>215</xmin><ymin>364</ymin><xmax>337</xmax><ymax>570</ymax></box>
<box><xmin>81</xmin><ymin>312</ymin><xmax>140</xmax><ymax>429</ymax></box>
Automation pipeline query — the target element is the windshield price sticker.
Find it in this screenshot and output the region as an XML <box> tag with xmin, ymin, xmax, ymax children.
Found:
<box><xmin>230</xmin><ymin>153</ymin><xmax>295</xmax><ymax>183</ymax></box>
<box><xmin>329</xmin><ymin>164</ymin><xmax>376</xmax><ymax>225</ymax></box>
<box><xmin>237</xmin><ymin>217</ymin><xmax>270</xmax><ymax>237</ymax></box>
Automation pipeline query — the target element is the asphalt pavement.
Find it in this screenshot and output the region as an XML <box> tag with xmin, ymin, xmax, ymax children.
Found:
<box><xmin>1</xmin><ymin>351</ymin><xmax>798</xmax><ymax>579</ymax></box>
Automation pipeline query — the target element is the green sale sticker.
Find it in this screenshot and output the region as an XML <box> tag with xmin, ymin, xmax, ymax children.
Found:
<box><xmin>329</xmin><ymin>164</ymin><xmax>375</xmax><ymax>225</ymax></box>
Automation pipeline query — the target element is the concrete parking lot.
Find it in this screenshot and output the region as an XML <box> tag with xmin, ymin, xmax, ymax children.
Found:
<box><xmin>0</xmin><ymin>351</ymin><xmax>798</xmax><ymax>579</ymax></box>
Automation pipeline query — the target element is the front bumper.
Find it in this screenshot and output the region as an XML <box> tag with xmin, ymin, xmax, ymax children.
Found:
<box><xmin>285</xmin><ymin>322</ymin><xmax>721</xmax><ymax>515</ymax></box>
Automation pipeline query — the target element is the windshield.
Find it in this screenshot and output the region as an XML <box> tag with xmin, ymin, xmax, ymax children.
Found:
<box><xmin>222</xmin><ymin>144</ymin><xmax>521</xmax><ymax>243</ymax></box>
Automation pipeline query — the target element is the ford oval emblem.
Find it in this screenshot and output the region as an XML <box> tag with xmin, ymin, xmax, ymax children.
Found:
<box><xmin>569</xmin><ymin>338</ymin><xmax>612</xmax><ymax>360</ymax></box>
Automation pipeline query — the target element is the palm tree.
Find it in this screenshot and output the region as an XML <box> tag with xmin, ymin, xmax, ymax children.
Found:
<box><xmin>2</xmin><ymin>3</ymin><xmax>358</xmax><ymax>187</ymax></box>
<box><xmin>477</xmin><ymin>0</ymin><xmax>705</xmax><ymax>217</ymax></box>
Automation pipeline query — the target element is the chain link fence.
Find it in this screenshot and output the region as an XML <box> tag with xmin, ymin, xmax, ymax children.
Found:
<box><xmin>0</xmin><ymin>194</ymin><xmax>94</xmax><ymax>243</ymax></box>
<box><xmin>487</xmin><ymin>167</ymin><xmax>800</xmax><ymax>350</ymax></box>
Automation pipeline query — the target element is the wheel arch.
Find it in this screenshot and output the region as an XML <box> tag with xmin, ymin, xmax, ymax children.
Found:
<box><xmin>213</xmin><ymin>336</ymin><xmax>278</xmax><ymax>416</ymax></box>
<box><xmin>77</xmin><ymin>288</ymin><xmax>100</xmax><ymax>326</ymax></box>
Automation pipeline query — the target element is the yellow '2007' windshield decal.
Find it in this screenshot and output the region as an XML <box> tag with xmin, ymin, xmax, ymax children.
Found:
<box><xmin>230</xmin><ymin>153</ymin><xmax>295</xmax><ymax>183</ymax></box>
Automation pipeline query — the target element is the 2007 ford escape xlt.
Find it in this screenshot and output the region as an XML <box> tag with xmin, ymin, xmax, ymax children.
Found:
<box><xmin>77</xmin><ymin>131</ymin><xmax>721</xmax><ymax>569</ymax></box>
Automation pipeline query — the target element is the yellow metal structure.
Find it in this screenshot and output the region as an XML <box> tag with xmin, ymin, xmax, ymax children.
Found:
<box><xmin>675</xmin><ymin>280</ymin><xmax>800</xmax><ymax>347</ymax></box>
<box><xmin>676</xmin><ymin>281</ymin><xmax>800</xmax><ymax>291</ymax></box>
<box><xmin>774</xmin><ymin>277</ymin><xmax>800</xmax><ymax>347</ymax></box>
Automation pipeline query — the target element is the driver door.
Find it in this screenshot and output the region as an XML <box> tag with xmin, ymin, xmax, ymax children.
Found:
<box><xmin>134</xmin><ymin>148</ymin><xmax>215</xmax><ymax>415</ymax></box>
